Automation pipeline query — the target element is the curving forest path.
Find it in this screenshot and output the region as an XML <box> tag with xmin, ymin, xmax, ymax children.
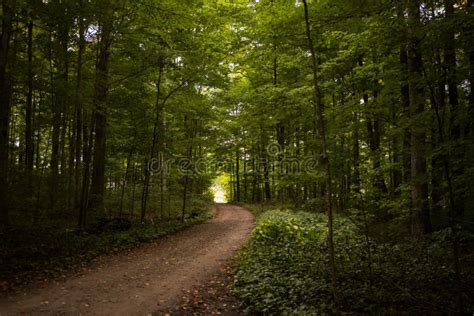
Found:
<box><xmin>0</xmin><ymin>204</ymin><xmax>253</xmax><ymax>315</ymax></box>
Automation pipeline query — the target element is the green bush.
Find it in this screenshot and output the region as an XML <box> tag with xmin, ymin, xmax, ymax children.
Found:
<box><xmin>234</xmin><ymin>210</ymin><xmax>474</xmax><ymax>314</ymax></box>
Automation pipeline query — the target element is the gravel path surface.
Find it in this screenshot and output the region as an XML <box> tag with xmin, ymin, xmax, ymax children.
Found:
<box><xmin>0</xmin><ymin>204</ymin><xmax>254</xmax><ymax>315</ymax></box>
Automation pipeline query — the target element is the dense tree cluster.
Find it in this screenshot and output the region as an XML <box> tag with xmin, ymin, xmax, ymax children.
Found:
<box><xmin>217</xmin><ymin>0</ymin><xmax>473</xmax><ymax>307</ymax></box>
<box><xmin>0</xmin><ymin>0</ymin><xmax>239</xmax><ymax>230</ymax></box>
<box><xmin>223</xmin><ymin>0</ymin><xmax>473</xmax><ymax>239</ymax></box>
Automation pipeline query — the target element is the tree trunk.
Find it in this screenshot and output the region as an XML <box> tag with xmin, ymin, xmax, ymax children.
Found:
<box><xmin>25</xmin><ymin>15</ymin><xmax>34</xmax><ymax>172</ymax></box>
<box><xmin>74</xmin><ymin>6</ymin><xmax>85</xmax><ymax>208</ymax></box>
<box><xmin>243</xmin><ymin>152</ymin><xmax>248</xmax><ymax>201</ymax></box>
<box><xmin>141</xmin><ymin>61</ymin><xmax>164</xmax><ymax>223</ymax></box>
<box><xmin>352</xmin><ymin>112</ymin><xmax>361</xmax><ymax>194</ymax></box>
<box><xmin>445</xmin><ymin>0</ymin><xmax>464</xmax><ymax>218</ymax></box>
<box><xmin>129</xmin><ymin>163</ymin><xmax>137</xmax><ymax>218</ymax></box>
<box><xmin>119</xmin><ymin>144</ymin><xmax>134</xmax><ymax>217</ymax></box>
<box><xmin>181</xmin><ymin>174</ymin><xmax>189</xmax><ymax>224</ymax></box>
<box><xmin>358</xmin><ymin>57</ymin><xmax>387</xmax><ymax>194</ymax></box>
<box><xmin>469</xmin><ymin>0</ymin><xmax>474</xmax><ymax>135</ymax></box>
<box><xmin>260</xmin><ymin>133</ymin><xmax>271</xmax><ymax>201</ymax></box>
<box><xmin>362</xmin><ymin>91</ymin><xmax>387</xmax><ymax>193</ymax></box>
<box><xmin>0</xmin><ymin>0</ymin><xmax>14</xmax><ymax>228</ymax></box>
<box><xmin>396</xmin><ymin>3</ymin><xmax>411</xmax><ymax>184</ymax></box>
<box><xmin>78</xmin><ymin>109</ymin><xmax>95</xmax><ymax>230</ymax></box>
<box><xmin>89</xmin><ymin>12</ymin><xmax>113</xmax><ymax>213</ymax></box>
<box><xmin>235</xmin><ymin>147</ymin><xmax>241</xmax><ymax>202</ymax></box>
<box><xmin>302</xmin><ymin>0</ymin><xmax>338</xmax><ymax>304</ymax></box>
<box><xmin>407</xmin><ymin>0</ymin><xmax>432</xmax><ymax>237</ymax></box>
<box><xmin>181</xmin><ymin>120</ymin><xmax>193</xmax><ymax>224</ymax></box>
<box><xmin>262</xmin><ymin>153</ymin><xmax>271</xmax><ymax>201</ymax></box>
<box><xmin>251</xmin><ymin>156</ymin><xmax>257</xmax><ymax>203</ymax></box>
<box><xmin>444</xmin><ymin>2</ymin><xmax>464</xmax><ymax>311</ymax></box>
<box><xmin>50</xmin><ymin>3</ymin><xmax>70</xmax><ymax>210</ymax></box>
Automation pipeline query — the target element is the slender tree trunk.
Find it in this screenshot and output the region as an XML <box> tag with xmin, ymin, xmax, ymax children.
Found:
<box><xmin>469</xmin><ymin>0</ymin><xmax>474</xmax><ymax>134</ymax></box>
<box><xmin>25</xmin><ymin>15</ymin><xmax>34</xmax><ymax>172</ymax></box>
<box><xmin>89</xmin><ymin>12</ymin><xmax>113</xmax><ymax>213</ymax></box>
<box><xmin>359</xmin><ymin>57</ymin><xmax>387</xmax><ymax>194</ymax></box>
<box><xmin>397</xmin><ymin>3</ymin><xmax>411</xmax><ymax>184</ymax></box>
<box><xmin>67</xmin><ymin>118</ymin><xmax>75</xmax><ymax>209</ymax></box>
<box><xmin>141</xmin><ymin>61</ymin><xmax>164</xmax><ymax>223</ymax></box>
<box><xmin>119</xmin><ymin>144</ymin><xmax>134</xmax><ymax>217</ymax></box>
<box><xmin>432</xmin><ymin>69</ymin><xmax>465</xmax><ymax>315</ymax></box>
<box><xmin>260</xmin><ymin>133</ymin><xmax>271</xmax><ymax>201</ymax></box>
<box><xmin>0</xmin><ymin>0</ymin><xmax>14</xmax><ymax>228</ymax></box>
<box><xmin>78</xmin><ymin>110</ymin><xmax>95</xmax><ymax>230</ymax></box>
<box><xmin>362</xmin><ymin>90</ymin><xmax>387</xmax><ymax>193</ymax></box>
<box><xmin>235</xmin><ymin>147</ymin><xmax>241</xmax><ymax>202</ymax></box>
<box><xmin>429</xmin><ymin>48</ymin><xmax>446</xmax><ymax>215</ymax></box>
<box><xmin>49</xmin><ymin>36</ymin><xmax>62</xmax><ymax>208</ymax></box>
<box><xmin>391</xmin><ymin>111</ymin><xmax>402</xmax><ymax>195</ymax></box>
<box><xmin>251</xmin><ymin>155</ymin><xmax>257</xmax><ymax>203</ymax></box>
<box><xmin>50</xmin><ymin>4</ymin><xmax>70</xmax><ymax>209</ymax></box>
<box><xmin>445</xmin><ymin>0</ymin><xmax>464</xmax><ymax>217</ymax></box>
<box><xmin>444</xmin><ymin>1</ymin><xmax>464</xmax><ymax>311</ymax></box>
<box><xmin>74</xmin><ymin>7</ymin><xmax>85</xmax><ymax>208</ymax></box>
<box><xmin>445</xmin><ymin>0</ymin><xmax>459</xmax><ymax>139</ymax></box>
<box><xmin>352</xmin><ymin>112</ymin><xmax>361</xmax><ymax>194</ymax></box>
<box><xmin>243</xmin><ymin>153</ymin><xmax>248</xmax><ymax>201</ymax></box>
<box><xmin>160</xmin><ymin>167</ymin><xmax>165</xmax><ymax>219</ymax></box>
<box><xmin>407</xmin><ymin>0</ymin><xmax>432</xmax><ymax>237</ymax></box>
<box><xmin>59</xmin><ymin>104</ymin><xmax>68</xmax><ymax>176</ymax></box>
<box><xmin>59</xmin><ymin>10</ymin><xmax>70</xmax><ymax>179</ymax></box>
<box><xmin>129</xmin><ymin>162</ymin><xmax>137</xmax><ymax>218</ymax></box>
<box><xmin>35</xmin><ymin>91</ymin><xmax>43</xmax><ymax>170</ymax></box>
<box><xmin>302</xmin><ymin>0</ymin><xmax>338</xmax><ymax>304</ymax></box>
<box><xmin>262</xmin><ymin>155</ymin><xmax>271</xmax><ymax>201</ymax></box>
<box><xmin>181</xmin><ymin>121</ymin><xmax>193</xmax><ymax>224</ymax></box>
<box><xmin>181</xmin><ymin>174</ymin><xmax>189</xmax><ymax>223</ymax></box>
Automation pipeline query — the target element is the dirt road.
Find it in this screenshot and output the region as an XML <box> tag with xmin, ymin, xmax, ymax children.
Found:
<box><xmin>0</xmin><ymin>204</ymin><xmax>254</xmax><ymax>315</ymax></box>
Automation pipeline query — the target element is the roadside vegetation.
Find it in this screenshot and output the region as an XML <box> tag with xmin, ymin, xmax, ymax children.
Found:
<box><xmin>234</xmin><ymin>208</ymin><xmax>474</xmax><ymax>314</ymax></box>
<box><xmin>0</xmin><ymin>195</ymin><xmax>213</xmax><ymax>292</ymax></box>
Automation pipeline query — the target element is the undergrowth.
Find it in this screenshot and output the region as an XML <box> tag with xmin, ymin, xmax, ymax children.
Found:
<box><xmin>233</xmin><ymin>210</ymin><xmax>474</xmax><ymax>314</ymax></box>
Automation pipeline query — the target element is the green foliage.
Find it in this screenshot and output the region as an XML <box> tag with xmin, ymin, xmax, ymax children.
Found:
<box><xmin>234</xmin><ymin>210</ymin><xmax>474</xmax><ymax>314</ymax></box>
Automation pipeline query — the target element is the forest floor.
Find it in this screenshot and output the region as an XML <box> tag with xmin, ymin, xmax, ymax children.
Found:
<box><xmin>0</xmin><ymin>204</ymin><xmax>253</xmax><ymax>315</ymax></box>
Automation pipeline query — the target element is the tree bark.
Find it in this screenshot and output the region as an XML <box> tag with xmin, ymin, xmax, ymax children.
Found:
<box><xmin>302</xmin><ymin>0</ymin><xmax>338</xmax><ymax>304</ymax></box>
<box><xmin>360</xmin><ymin>86</ymin><xmax>387</xmax><ymax>194</ymax></box>
<box><xmin>407</xmin><ymin>0</ymin><xmax>432</xmax><ymax>237</ymax></box>
<box><xmin>181</xmin><ymin>117</ymin><xmax>193</xmax><ymax>224</ymax></box>
<box><xmin>352</xmin><ymin>112</ymin><xmax>361</xmax><ymax>194</ymax></box>
<box><xmin>74</xmin><ymin>5</ymin><xmax>86</xmax><ymax>208</ymax></box>
<box><xmin>50</xmin><ymin>1</ymin><xmax>70</xmax><ymax>209</ymax></box>
<box><xmin>445</xmin><ymin>0</ymin><xmax>464</xmax><ymax>218</ymax></box>
<box><xmin>469</xmin><ymin>0</ymin><xmax>474</xmax><ymax>134</ymax></box>
<box><xmin>396</xmin><ymin>3</ymin><xmax>411</xmax><ymax>184</ymax></box>
<box><xmin>141</xmin><ymin>61</ymin><xmax>164</xmax><ymax>222</ymax></box>
<box><xmin>119</xmin><ymin>142</ymin><xmax>134</xmax><ymax>217</ymax></box>
<box><xmin>89</xmin><ymin>11</ymin><xmax>113</xmax><ymax>213</ymax></box>
<box><xmin>0</xmin><ymin>0</ymin><xmax>14</xmax><ymax>228</ymax></box>
<box><xmin>235</xmin><ymin>147</ymin><xmax>241</xmax><ymax>202</ymax></box>
<box><xmin>25</xmin><ymin>14</ymin><xmax>34</xmax><ymax>172</ymax></box>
